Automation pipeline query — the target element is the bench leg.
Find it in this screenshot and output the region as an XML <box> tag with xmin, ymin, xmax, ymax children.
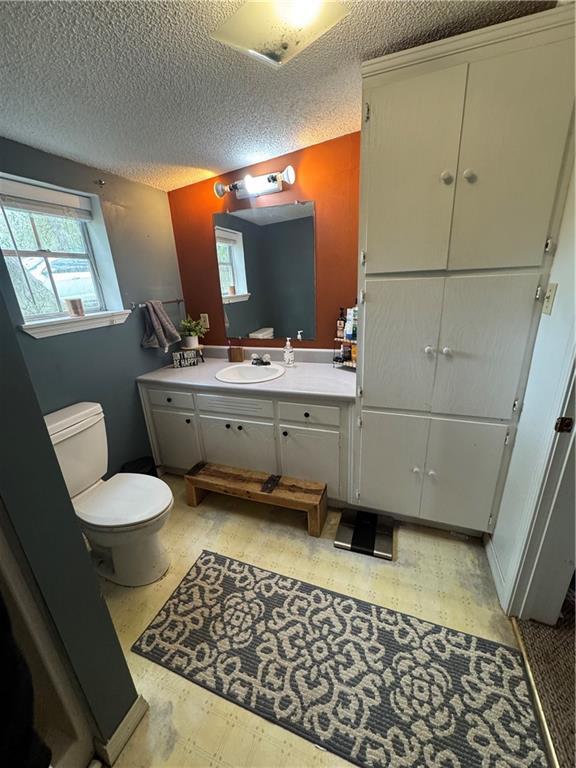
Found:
<box><xmin>307</xmin><ymin>491</ymin><xmax>327</xmax><ymax>537</ymax></box>
<box><xmin>186</xmin><ymin>483</ymin><xmax>207</xmax><ymax>507</ymax></box>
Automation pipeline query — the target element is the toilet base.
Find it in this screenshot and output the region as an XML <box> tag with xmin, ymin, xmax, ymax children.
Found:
<box><xmin>83</xmin><ymin>508</ymin><xmax>172</xmax><ymax>587</ymax></box>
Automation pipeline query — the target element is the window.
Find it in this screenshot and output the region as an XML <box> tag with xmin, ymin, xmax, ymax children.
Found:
<box><xmin>0</xmin><ymin>184</ymin><xmax>105</xmax><ymax>321</ymax></box>
<box><xmin>214</xmin><ymin>226</ymin><xmax>249</xmax><ymax>303</ymax></box>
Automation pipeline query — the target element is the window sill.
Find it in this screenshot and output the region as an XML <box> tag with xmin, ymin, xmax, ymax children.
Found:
<box><xmin>222</xmin><ymin>293</ymin><xmax>251</xmax><ymax>305</ymax></box>
<box><xmin>20</xmin><ymin>310</ymin><xmax>131</xmax><ymax>339</ymax></box>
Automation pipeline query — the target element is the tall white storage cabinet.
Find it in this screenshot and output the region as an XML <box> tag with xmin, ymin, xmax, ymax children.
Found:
<box><xmin>355</xmin><ymin>7</ymin><xmax>574</xmax><ymax>533</ymax></box>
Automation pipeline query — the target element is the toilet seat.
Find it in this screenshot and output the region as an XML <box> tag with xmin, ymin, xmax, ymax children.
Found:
<box><xmin>73</xmin><ymin>473</ymin><xmax>173</xmax><ymax>529</ymax></box>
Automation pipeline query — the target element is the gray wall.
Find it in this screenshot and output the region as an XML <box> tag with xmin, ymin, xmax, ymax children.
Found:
<box><xmin>0</xmin><ymin>137</ymin><xmax>182</xmax><ymax>473</ymax></box>
<box><xmin>0</xmin><ymin>284</ymin><xmax>138</xmax><ymax>741</ymax></box>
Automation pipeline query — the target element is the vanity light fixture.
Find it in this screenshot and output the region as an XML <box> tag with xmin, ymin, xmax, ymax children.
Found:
<box><xmin>211</xmin><ymin>1</ymin><xmax>349</xmax><ymax>68</ymax></box>
<box><xmin>214</xmin><ymin>165</ymin><xmax>296</xmax><ymax>199</ymax></box>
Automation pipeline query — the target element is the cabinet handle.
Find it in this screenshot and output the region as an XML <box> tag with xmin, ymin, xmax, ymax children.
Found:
<box><xmin>237</xmin><ymin>425</ymin><xmax>243</xmax><ymax>431</ymax></box>
<box><xmin>424</xmin><ymin>345</ymin><xmax>435</xmax><ymax>355</ymax></box>
<box><xmin>411</xmin><ymin>466</ymin><xmax>421</xmax><ymax>474</ymax></box>
<box><xmin>282</xmin><ymin>430</ymin><xmax>289</xmax><ymax>437</ymax></box>
<box><xmin>166</xmin><ymin>397</ymin><xmax>172</xmax><ymax>403</ymax></box>
<box><xmin>427</xmin><ymin>470</ymin><xmax>437</xmax><ymax>478</ymax></box>
<box><xmin>185</xmin><ymin>418</ymin><xmax>191</xmax><ymax>424</ymax></box>
<box><xmin>441</xmin><ymin>346</ymin><xmax>453</xmax><ymax>356</ymax></box>
<box><xmin>440</xmin><ymin>170</ymin><xmax>453</xmax><ymax>185</ymax></box>
<box><xmin>304</xmin><ymin>412</ymin><xmax>310</xmax><ymax>418</ymax></box>
<box><xmin>225</xmin><ymin>423</ymin><xmax>231</xmax><ymax>429</ymax></box>
<box><xmin>463</xmin><ymin>169</ymin><xmax>477</xmax><ymax>183</ymax></box>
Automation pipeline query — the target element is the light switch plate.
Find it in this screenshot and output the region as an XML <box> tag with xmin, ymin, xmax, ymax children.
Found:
<box><xmin>200</xmin><ymin>313</ymin><xmax>210</xmax><ymax>329</ymax></box>
<box><xmin>543</xmin><ymin>283</ymin><xmax>558</xmax><ymax>315</ymax></box>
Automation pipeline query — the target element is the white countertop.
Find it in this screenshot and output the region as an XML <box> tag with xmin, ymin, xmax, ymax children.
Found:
<box><xmin>137</xmin><ymin>359</ymin><xmax>356</xmax><ymax>401</ymax></box>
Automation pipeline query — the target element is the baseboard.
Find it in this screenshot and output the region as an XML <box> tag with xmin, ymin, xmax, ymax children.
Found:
<box><xmin>94</xmin><ymin>695</ymin><xmax>148</xmax><ymax>765</ymax></box>
<box><xmin>484</xmin><ymin>534</ymin><xmax>510</xmax><ymax>613</ymax></box>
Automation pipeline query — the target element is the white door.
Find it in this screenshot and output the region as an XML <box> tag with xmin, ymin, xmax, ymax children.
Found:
<box><xmin>449</xmin><ymin>39</ymin><xmax>574</xmax><ymax>270</ymax></box>
<box><xmin>364</xmin><ymin>64</ymin><xmax>467</xmax><ymax>272</ymax></box>
<box><xmin>358</xmin><ymin>411</ymin><xmax>429</xmax><ymax>515</ymax></box>
<box><xmin>151</xmin><ymin>409</ymin><xmax>200</xmax><ymax>471</ymax></box>
<box><xmin>200</xmin><ymin>415</ymin><xmax>277</xmax><ymax>474</ymax></box>
<box><xmin>432</xmin><ymin>273</ymin><xmax>540</xmax><ymax>419</ymax></box>
<box><xmin>362</xmin><ymin>278</ymin><xmax>444</xmax><ymax>411</ymax></box>
<box><xmin>420</xmin><ymin>418</ymin><xmax>507</xmax><ymax>531</ymax></box>
<box><xmin>279</xmin><ymin>425</ymin><xmax>340</xmax><ymax>498</ymax></box>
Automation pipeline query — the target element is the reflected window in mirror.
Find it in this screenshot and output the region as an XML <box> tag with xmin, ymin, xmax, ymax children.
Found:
<box><xmin>213</xmin><ymin>202</ymin><xmax>316</xmax><ymax>341</ymax></box>
<box><xmin>215</xmin><ymin>227</ymin><xmax>249</xmax><ymax>303</ymax></box>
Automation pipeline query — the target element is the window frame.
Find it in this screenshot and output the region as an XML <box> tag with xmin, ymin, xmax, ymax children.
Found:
<box><xmin>214</xmin><ymin>226</ymin><xmax>250</xmax><ymax>303</ymax></box>
<box><xmin>1</xmin><ymin>212</ymin><xmax>106</xmax><ymax>320</ymax></box>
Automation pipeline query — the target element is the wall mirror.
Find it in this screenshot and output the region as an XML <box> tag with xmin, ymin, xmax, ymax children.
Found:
<box><xmin>213</xmin><ymin>201</ymin><xmax>315</xmax><ymax>341</ymax></box>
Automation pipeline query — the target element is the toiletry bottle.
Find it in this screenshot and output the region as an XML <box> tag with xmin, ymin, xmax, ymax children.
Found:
<box><xmin>345</xmin><ymin>307</ymin><xmax>354</xmax><ymax>341</ymax></box>
<box><xmin>283</xmin><ymin>337</ymin><xmax>295</xmax><ymax>367</ymax></box>
<box><xmin>336</xmin><ymin>307</ymin><xmax>346</xmax><ymax>339</ymax></box>
<box><xmin>352</xmin><ymin>302</ymin><xmax>358</xmax><ymax>341</ymax></box>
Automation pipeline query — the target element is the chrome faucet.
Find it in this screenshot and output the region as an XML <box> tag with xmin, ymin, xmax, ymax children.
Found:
<box><xmin>250</xmin><ymin>353</ymin><xmax>272</xmax><ymax>366</ymax></box>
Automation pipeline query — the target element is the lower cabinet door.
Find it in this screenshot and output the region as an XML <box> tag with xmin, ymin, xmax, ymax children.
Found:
<box><xmin>358</xmin><ymin>411</ymin><xmax>429</xmax><ymax>516</ymax></box>
<box><xmin>200</xmin><ymin>415</ymin><xmax>277</xmax><ymax>474</ymax></box>
<box><xmin>420</xmin><ymin>417</ymin><xmax>507</xmax><ymax>531</ymax></box>
<box><xmin>279</xmin><ymin>424</ymin><xmax>340</xmax><ymax>498</ymax></box>
<box><xmin>151</xmin><ymin>409</ymin><xmax>200</xmax><ymax>470</ymax></box>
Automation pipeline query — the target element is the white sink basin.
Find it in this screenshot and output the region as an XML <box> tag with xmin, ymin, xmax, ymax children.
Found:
<box><xmin>215</xmin><ymin>363</ymin><xmax>285</xmax><ymax>384</ymax></box>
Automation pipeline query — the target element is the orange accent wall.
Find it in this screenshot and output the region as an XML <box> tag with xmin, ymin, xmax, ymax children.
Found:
<box><xmin>168</xmin><ymin>132</ymin><xmax>360</xmax><ymax>348</ymax></box>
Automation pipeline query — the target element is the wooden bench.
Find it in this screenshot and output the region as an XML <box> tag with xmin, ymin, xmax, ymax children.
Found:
<box><xmin>184</xmin><ymin>463</ymin><xmax>328</xmax><ymax>537</ymax></box>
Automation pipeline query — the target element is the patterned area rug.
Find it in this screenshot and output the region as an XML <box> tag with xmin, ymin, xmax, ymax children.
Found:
<box><xmin>517</xmin><ymin>589</ymin><xmax>575</xmax><ymax>768</ymax></box>
<box><xmin>132</xmin><ymin>551</ymin><xmax>547</xmax><ymax>768</ymax></box>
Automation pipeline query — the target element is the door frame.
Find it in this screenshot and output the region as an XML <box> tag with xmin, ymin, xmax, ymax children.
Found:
<box><xmin>508</xmin><ymin>370</ymin><xmax>575</xmax><ymax>620</ymax></box>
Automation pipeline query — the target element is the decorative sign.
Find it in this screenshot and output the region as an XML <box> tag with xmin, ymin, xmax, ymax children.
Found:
<box><xmin>172</xmin><ymin>349</ymin><xmax>204</xmax><ymax>368</ymax></box>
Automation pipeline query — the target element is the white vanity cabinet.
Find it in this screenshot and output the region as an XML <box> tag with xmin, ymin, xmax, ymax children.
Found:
<box><xmin>200</xmin><ymin>415</ymin><xmax>277</xmax><ymax>475</ymax></box>
<box><xmin>150</xmin><ymin>408</ymin><xmax>201</xmax><ymax>471</ymax></box>
<box><xmin>138</xmin><ymin>381</ymin><xmax>351</xmax><ymax>501</ymax></box>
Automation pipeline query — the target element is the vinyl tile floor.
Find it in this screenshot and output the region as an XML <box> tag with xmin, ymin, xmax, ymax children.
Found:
<box><xmin>103</xmin><ymin>475</ymin><xmax>515</xmax><ymax>768</ymax></box>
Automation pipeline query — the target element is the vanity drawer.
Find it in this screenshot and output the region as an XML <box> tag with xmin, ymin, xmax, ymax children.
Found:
<box><xmin>278</xmin><ymin>401</ymin><xmax>340</xmax><ymax>427</ymax></box>
<box><xmin>148</xmin><ymin>389</ymin><xmax>194</xmax><ymax>409</ymax></box>
<box><xmin>196</xmin><ymin>393</ymin><xmax>274</xmax><ymax>419</ymax></box>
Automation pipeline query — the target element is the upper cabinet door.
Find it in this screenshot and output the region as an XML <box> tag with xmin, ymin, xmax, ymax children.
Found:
<box><xmin>362</xmin><ymin>277</ymin><xmax>444</xmax><ymax>411</ymax></box>
<box><xmin>431</xmin><ymin>273</ymin><xmax>540</xmax><ymax>419</ymax></box>
<box><xmin>449</xmin><ymin>40</ymin><xmax>574</xmax><ymax>270</ymax></box>
<box><xmin>364</xmin><ymin>64</ymin><xmax>467</xmax><ymax>273</ymax></box>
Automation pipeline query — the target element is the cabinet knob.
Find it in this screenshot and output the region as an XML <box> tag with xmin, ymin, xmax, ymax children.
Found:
<box><xmin>166</xmin><ymin>397</ymin><xmax>172</xmax><ymax>403</ymax></box>
<box><xmin>237</xmin><ymin>425</ymin><xmax>243</xmax><ymax>431</ymax></box>
<box><xmin>225</xmin><ymin>423</ymin><xmax>231</xmax><ymax>429</ymax></box>
<box><xmin>441</xmin><ymin>346</ymin><xmax>453</xmax><ymax>356</ymax></box>
<box><xmin>440</xmin><ymin>170</ymin><xmax>453</xmax><ymax>185</ymax></box>
<box><xmin>427</xmin><ymin>470</ymin><xmax>437</xmax><ymax>478</ymax></box>
<box><xmin>424</xmin><ymin>345</ymin><xmax>435</xmax><ymax>356</ymax></box>
<box><xmin>185</xmin><ymin>418</ymin><xmax>191</xmax><ymax>424</ymax></box>
<box><xmin>282</xmin><ymin>430</ymin><xmax>288</xmax><ymax>437</ymax></box>
<box><xmin>304</xmin><ymin>412</ymin><xmax>310</xmax><ymax>418</ymax></box>
<box><xmin>411</xmin><ymin>466</ymin><xmax>421</xmax><ymax>474</ymax></box>
<box><xmin>463</xmin><ymin>169</ymin><xmax>477</xmax><ymax>183</ymax></box>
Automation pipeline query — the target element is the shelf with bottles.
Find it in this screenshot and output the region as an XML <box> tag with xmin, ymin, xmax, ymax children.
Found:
<box><xmin>333</xmin><ymin>340</ymin><xmax>357</xmax><ymax>371</ymax></box>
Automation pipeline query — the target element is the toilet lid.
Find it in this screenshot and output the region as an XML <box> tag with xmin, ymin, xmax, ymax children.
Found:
<box><xmin>74</xmin><ymin>474</ymin><xmax>173</xmax><ymax>527</ymax></box>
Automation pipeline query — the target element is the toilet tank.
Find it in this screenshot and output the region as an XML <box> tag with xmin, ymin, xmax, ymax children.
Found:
<box><xmin>44</xmin><ymin>403</ymin><xmax>108</xmax><ymax>498</ymax></box>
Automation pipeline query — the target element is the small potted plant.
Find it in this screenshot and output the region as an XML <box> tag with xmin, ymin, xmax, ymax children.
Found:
<box><xmin>180</xmin><ymin>316</ymin><xmax>206</xmax><ymax>349</ymax></box>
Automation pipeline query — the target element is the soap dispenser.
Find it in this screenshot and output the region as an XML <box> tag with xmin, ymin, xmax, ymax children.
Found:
<box><xmin>283</xmin><ymin>337</ymin><xmax>295</xmax><ymax>367</ymax></box>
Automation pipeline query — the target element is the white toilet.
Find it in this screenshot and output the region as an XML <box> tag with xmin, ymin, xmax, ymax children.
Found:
<box><xmin>45</xmin><ymin>402</ymin><xmax>173</xmax><ymax>587</ymax></box>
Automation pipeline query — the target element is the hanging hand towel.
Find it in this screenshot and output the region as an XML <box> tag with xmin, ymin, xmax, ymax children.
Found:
<box><xmin>141</xmin><ymin>300</ymin><xmax>181</xmax><ymax>353</ymax></box>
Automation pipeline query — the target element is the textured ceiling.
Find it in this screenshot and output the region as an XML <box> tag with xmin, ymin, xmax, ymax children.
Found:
<box><xmin>0</xmin><ymin>1</ymin><xmax>554</xmax><ymax>191</ymax></box>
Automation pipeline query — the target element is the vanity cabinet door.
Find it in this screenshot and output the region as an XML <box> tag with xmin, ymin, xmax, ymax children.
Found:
<box><xmin>200</xmin><ymin>415</ymin><xmax>277</xmax><ymax>474</ymax></box>
<box><xmin>151</xmin><ymin>409</ymin><xmax>200</xmax><ymax>471</ymax></box>
<box><xmin>420</xmin><ymin>418</ymin><xmax>507</xmax><ymax>531</ymax></box>
<box><xmin>358</xmin><ymin>411</ymin><xmax>429</xmax><ymax>516</ymax></box>
<box><xmin>279</xmin><ymin>425</ymin><xmax>340</xmax><ymax>498</ymax></box>
<box><xmin>364</xmin><ymin>64</ymin><xmax>467</xmax><ymax>272</ymax></box>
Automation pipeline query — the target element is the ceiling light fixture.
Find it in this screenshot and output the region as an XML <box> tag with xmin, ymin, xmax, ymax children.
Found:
<box><xmin>214</xmin><ymin>165</ymin><xmax>296</xmax><ymax>199</ymax></box>
<box><xmin>211</xmin><ymin>1</ymin><xmax>349</xmax><ymax>68</ymax></box>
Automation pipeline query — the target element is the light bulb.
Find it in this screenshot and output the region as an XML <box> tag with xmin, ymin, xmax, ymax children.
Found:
<box><xmin>275</xmin><ymin>0</ymin><xmax>323</xmax><ymax>28</ymax></box>
<box><xmin>282</xmin><ymin>165</ymin><xmax>296</xmax><ymax>185</ymax></box>
<box><xmin>214</xmin><ymin>181</ymin><xmax>226</xmax><ymax>198</ymax></box>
